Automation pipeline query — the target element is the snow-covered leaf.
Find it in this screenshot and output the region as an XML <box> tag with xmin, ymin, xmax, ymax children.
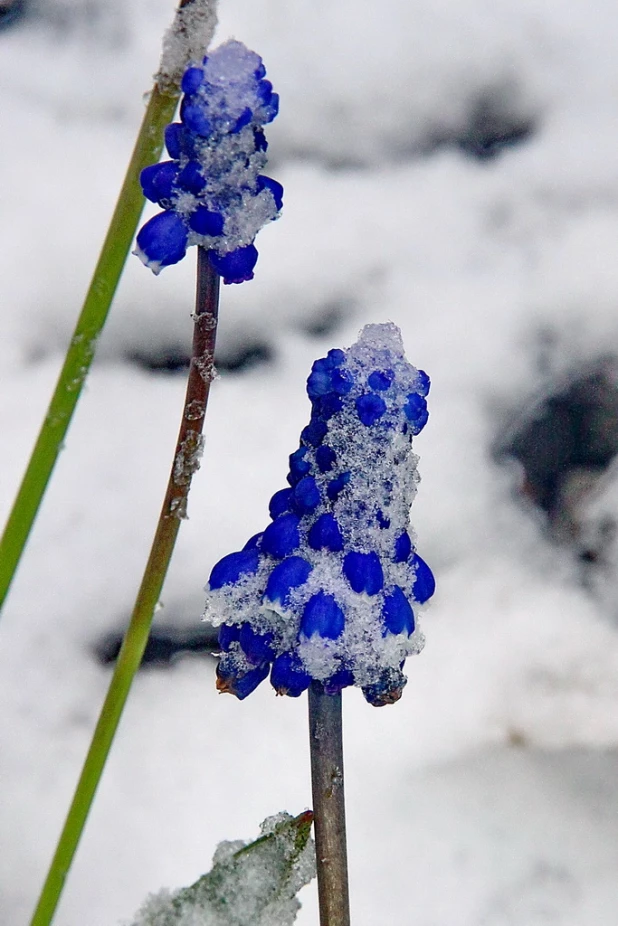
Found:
<box><xmin>127</xmin><ymin>811</ymin><xmax>315</xmax><ymax>926</ymax></box>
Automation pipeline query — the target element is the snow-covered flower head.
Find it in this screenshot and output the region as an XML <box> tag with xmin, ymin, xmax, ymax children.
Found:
<box><xmin>134</xmin><ymin>40</ymin><xmax>282</xmax><ymax>284</ymax></box>
<box><xmin>204</xmin><ymin>323</ymin><xmax>435</xmax><ymax>706</ymax></box>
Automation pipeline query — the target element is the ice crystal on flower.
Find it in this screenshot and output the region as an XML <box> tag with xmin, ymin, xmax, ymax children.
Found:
<box><xmin>135</xmin><ymin>40</ymin><xmax>282</xmax><ymax>283</ymax></box>
<box><xmin>204</xmin><ymin>323</ymin><xmax>435</xmax><ymax>705</ymax></box>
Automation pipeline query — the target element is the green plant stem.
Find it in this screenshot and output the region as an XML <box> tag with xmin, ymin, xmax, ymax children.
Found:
<box><xmin>0</xmin><ymin>74</ymin><xmax>183</xmax><ymax>615</ymax></box>
<box><xmin>308</xmin><ymin>683</ymin><xmax>351</xmax><ymax>926</ymax></box>
<box><xmin>29</xmin><ymin>249</ymin><xmax>220</xmax><ymax>926</ymax></box>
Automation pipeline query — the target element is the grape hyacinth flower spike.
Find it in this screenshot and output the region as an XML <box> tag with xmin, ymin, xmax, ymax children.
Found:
<box><xmin>134</xmin><ymin>39</ymin><xmax>282</xmax><ymax>284</ymax></box>
<box><xmin>204</xmin><ymin>323</ymin><xmax>435</xmax><ymax>706</ymax></box>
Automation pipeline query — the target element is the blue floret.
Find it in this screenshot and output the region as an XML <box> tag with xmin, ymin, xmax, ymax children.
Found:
<box><xmin>411</xmin><ymin>553</ymin><xmax>436</xmax><ymax>604</ymax></box>
<box><xmin>257</xmin><ymin>175</ymin><xmax>284</xmax><ymax>210</ymax></box>
<box><xmin>189</xmin><ymin>207</ymin><xmax>225</xmax><ymax>236</ymax></box>
<box><xmin>307</xmin><ymin>513</ymin><xmax>344</xmax><ymax>552</ymax></box>
<box><xmin>362</xmin><ymin>667</ymin><xmax>407</xmax><ymax>707</ymax></box>
<box><xmin>208</xmin><ymin>548</ymin><xmax>260</xmax><ymax>590</ymax></box>
<box><xmin>356</xmin><ymin>393</ymin><xmax>387</xmax><ymax>426</ymax></box>
<box><xmin>301</xmin><ymin>417</ymin><xmax>328</xmax><ymax>447</ymax></box>
<box><xmin>209</xmin><ymin>246</ymin><xmax>259</xmax><ymax>285</ymax></box>
<box><xmin>176</xmin><ymin>160</ymin><xmax>207</xmax><ymax>195</ymax></box>
<box><xmin>300</xmin><ymin>593</ymin><xmax>345</xmax><ymax>640</ymax></box>
<box><xmin>217</xmin><ymin>657</ymin><xmax>269</xmax><ymax>699</ymax></box>
<box><xmin>181</xmin><ymin>66</ymin><xmax>205</xmax><ymax>95</ymax></box>
<box><xmin>404</xmin><ymin>393</ymin><xmax>429</xmax><ymax>434</ymax></box>
<box><xmin>327</xmin><ymin>472</ymin><xmax>350</xmax><ymax>501</ymax></box>
<box><xmin>164</xmin><ymin>122</ymin><xmax>184</xmax><ymax>159</ymax></box>
<box><xmin>269</xmin><ymin>487</ymin><xmax>293</xmax><ymax>519</ymax></box>
<box><xmin>316</xmin><ymin>394</ymin><xmax>343</xmax><ymax>420</ymax></box>
<box><xmin>343</xmin><ymin>551</ymin><xmax>384</xmax><ymax>595</ymax></box>
<box><xmin>264</xmin><ymin>556</ymin><xmax>312</xmax><ymax>607</ymax></box>
<box><xmin>261</xmin><ymin>513</ymin><xmax>301</xmax><ymax>558</ymax></box>
<box><xmin>239</xmin><ymin>623</ymin><xmax>275</xmax><ymax>665</ymax></box>
<box><xmin>326</xmin><ymin>348</ymin><xmax>345</xmax><ymax>366</ymax></box>
<box><xmin>293</xmin><ymin>476</ymin><xmax>320</xmax><ymax>513</ymax></box>
<box><xmin>140</xmin><ymin>161</ymin><xmax>179</xmax><ymax>204</ymax></box>
<box><xmin>368</xmin><ymin>369</ymin><xmax>394</xmax><ymax>391</ymax></box>
<box><xmin>181</xmin><ymin>100</ymin><xmax>212</xmax><ymax>136</ymax></box>
<box><xmin>417</xmin><ymin>370</ymin><xmax>431</xmax><ymax>396</ymax></box>
<box><xmin>307</xmin><ymin>368</ymin><xmax>333</xmax><ymax>399</ymax></box>
<box><xmin>382</xmin><ymin>587</ymin><xmax>415</xmax><ymax>636</ymax></box>
<box><xmin>322</xmin><ymin>668</ymin><xmax>355</xmax><ymax>694</ymax></box>
<box><xmin>393</xmin><ymin>532</ymin><xmax>412</xmax><ymax>563</ymax></box>
<box><xmin>315</xmin><ymin>445</ymin><xmax>336</xmax><ymax>472</ymax></box>
<box><xmin>218</xmin><ymin>623</ymin><xmax>240</xmax><ymax>652</ymax></box>
<box><xmin>257</xmin><ymin>78</ymin><xmax>273</xmax><ymax>105</ymax></box>
<box><xmin>288</xmin><ymin>447</ymin><xmax>311</xmax><ymax>483</ymax></box>
<box><xmin>135</xmin><ymin>212</ymin><xmax>188</xmax><ymax>274</ymax></box>
<box><xmin>331</xmin><ymin>369</ymin><xmax>354</xmax><ymax>395</ymax></box>
<box><xmin>270</xmin><ymin>652</ymin><xmax>312</xmax><ymax>697</ymax></box>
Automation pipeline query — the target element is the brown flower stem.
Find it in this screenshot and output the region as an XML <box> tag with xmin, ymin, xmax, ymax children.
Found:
<box><xmin>308</xmin><ymin>683</ymin><xmax>352</xmax><ymax>926</ymax></box>
<box><xmin>29</xmin><ymin>248</ymin><xmax>220</xmax><ymax>926</ymax></box>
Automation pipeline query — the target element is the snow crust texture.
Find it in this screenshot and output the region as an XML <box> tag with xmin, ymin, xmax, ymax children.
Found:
<box><xmin>204</xmin><ymin>323</ymin><xmax>434</xmax><ymax>705</ymax></box>
<box><xmin>136</xmin><ymin>40</ymin><xmax>282</xmax><ymax>283</ymax></box>
<box><xmin>157</xmin><ymin>0</ymin><xmax>219</xmax><ymax>90</ymax></box>
<box><xmin>129</xmin><ymin>812</ymin><xmax>315</xmax><ymax>926</ymax></box>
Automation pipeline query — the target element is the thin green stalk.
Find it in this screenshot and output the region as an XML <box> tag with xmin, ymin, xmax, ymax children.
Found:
<box><xmin>308</xmin><ymin>683</ymin><xmax>351</xmax><ymax>926</ymax></box>
<box><xmin>29</xmin><ymin>249</ymin><xmax>220</xmax><ymax>926</ymax></box>
<box><xmin>0</xmin><ymin>5</ymin><xmax>194</xmax><ymax>614</ymax></box>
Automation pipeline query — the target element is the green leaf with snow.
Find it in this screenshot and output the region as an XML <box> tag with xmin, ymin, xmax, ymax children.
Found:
<box><xmin>127</xmin><ymin>811</ymin><xmax>315</xmax><ymax>926</ymax></box>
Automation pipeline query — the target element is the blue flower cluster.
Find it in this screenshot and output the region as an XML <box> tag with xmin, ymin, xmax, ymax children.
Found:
<box><xmin>134</xmin><ymin>40</ymin><xmax>282</xmax><ymax>284</ymax></box>
<box><xmin>203</xmin><ymin>323</ymin><xmax>435</xmax><ymax>706</ymax></box>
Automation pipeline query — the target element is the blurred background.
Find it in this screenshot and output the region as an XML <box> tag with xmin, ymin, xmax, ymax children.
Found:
<box><xmin>2</xmin><ymin>1</ymin><xmax>618</xmax><ymax>923</ymax></box>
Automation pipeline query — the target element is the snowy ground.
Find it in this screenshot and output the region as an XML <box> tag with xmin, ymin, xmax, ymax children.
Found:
<box><xmin>2</xmin><ymin>0</ymin><xmax>618</xmax><ymax>923</ymax></box>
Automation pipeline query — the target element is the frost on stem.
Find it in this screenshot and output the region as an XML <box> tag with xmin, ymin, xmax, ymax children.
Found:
<box><xmin>157</xmin><ymin>0</ymin><xmax>219</xmax><ymax>92</ymax></box>
<box><xmin>129</xmin><ymin>812</ymin><xmax>315</xmax><ymax>926</ymax></box>
<box><xmin>137</xmin><ymin>39</ymin><xmax>282</xmax><ymax>283</ymax></box>
<box><xmin>204</xmin><ymin>323</ymin><xmax>436</xmax><ymax>706</ymax></box>
<box><xmin>169</xmin><ymin>496</ymin><xmax>188</xmax><ymax>520</ymax></box>
<box><xmin>173</xmin><ymin>430</ymin><xmax>205</xmax><ymax>486</ymax></box>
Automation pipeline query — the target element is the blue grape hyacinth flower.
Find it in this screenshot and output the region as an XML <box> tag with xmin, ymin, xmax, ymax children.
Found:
<box><xmin>134</xmin><ymin>39</ymin><xmax>282</xmax><ymax>284</ymax></box>
<box><xmin>204</xmin><ymin>323</ymin><xmax>435</xmax><ymax>705</ymax></box>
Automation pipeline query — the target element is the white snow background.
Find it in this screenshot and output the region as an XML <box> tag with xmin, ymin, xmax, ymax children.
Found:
<box><xmin>2</xmin><ymin>0</ymin><xmax>618</xmax><ymax>923</ymax></box>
